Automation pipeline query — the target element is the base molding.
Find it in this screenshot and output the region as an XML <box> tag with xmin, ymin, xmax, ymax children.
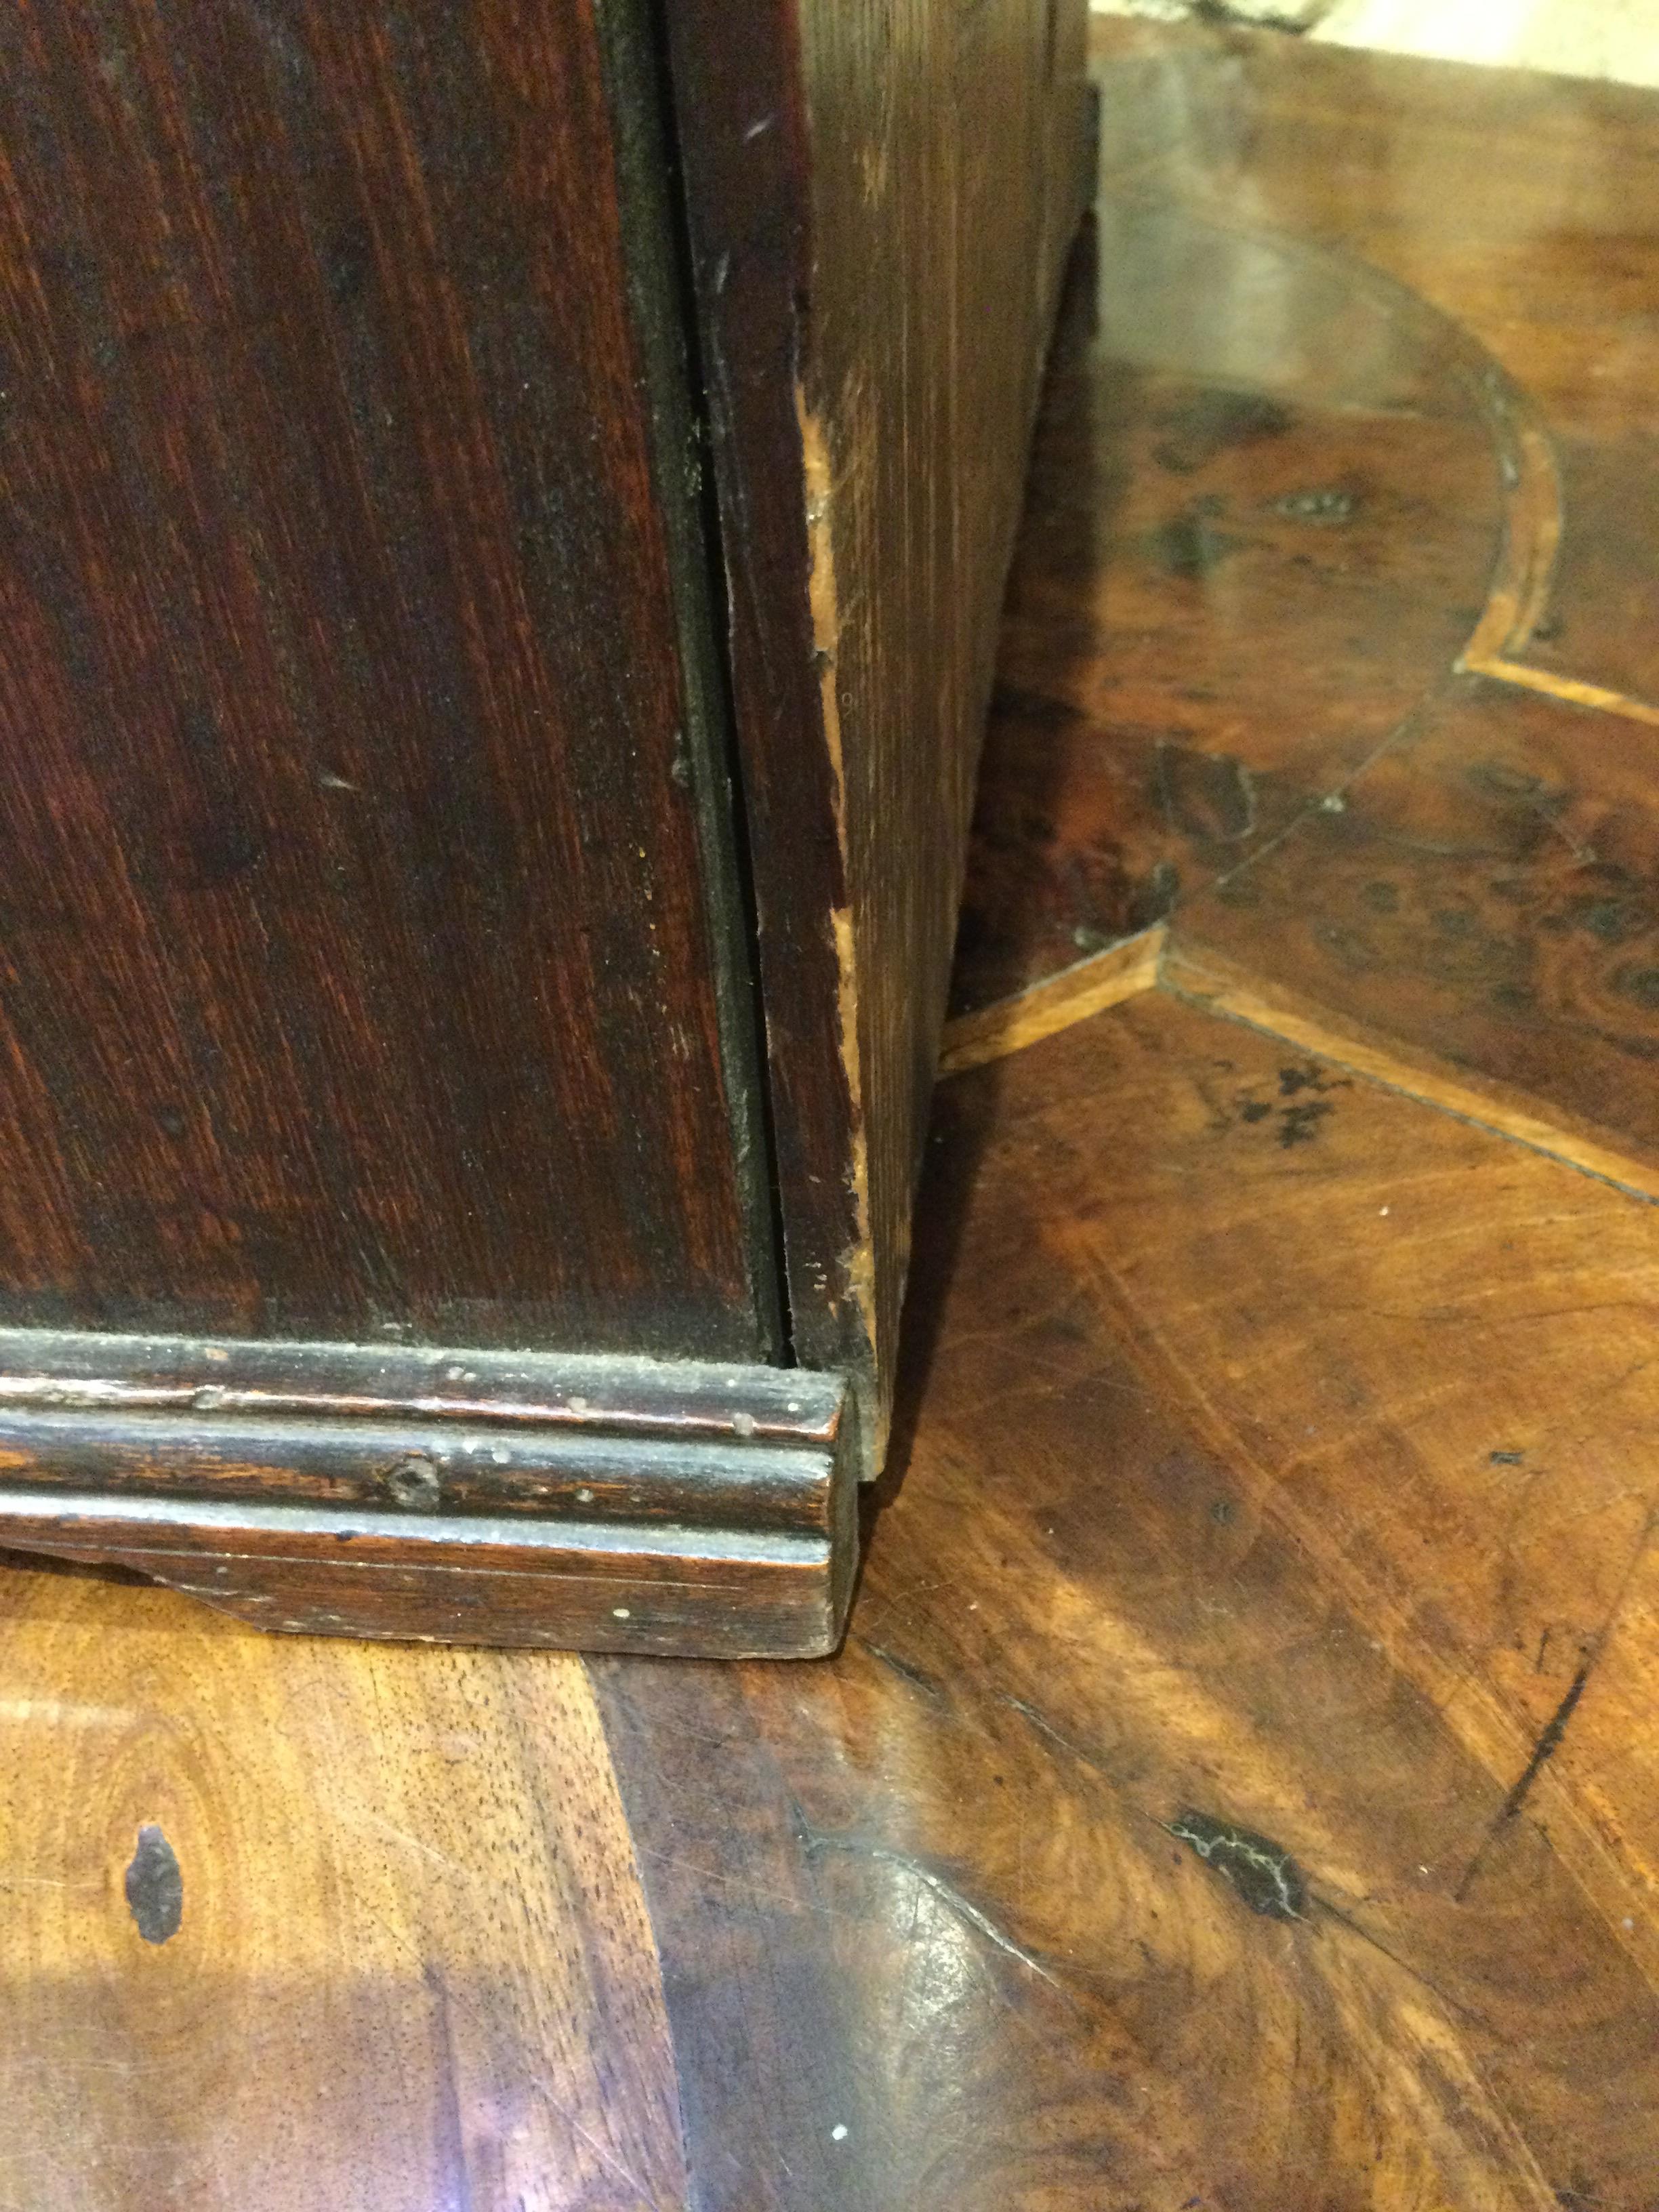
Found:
<box><xmin>0</xmin><ymin>1330</ymin><xmax>858</xmax><ymax>1658</ymax></box>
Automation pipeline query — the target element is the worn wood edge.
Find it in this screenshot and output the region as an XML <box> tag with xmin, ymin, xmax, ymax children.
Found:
<box><xmin>593</xmin><ymin>0</ymin><xmax>789</xmax><ymax>1363</ymax></box>
<box><xmin>1461</xmin><ymin>402</ymin><xmax>1562</xmax><ymax>665</ymax></box>
<box><xmin>0</xmin><ymin>1406</ymin><xmax>842</xmax><ymax>1531</ymax></box>
<box><xmin>0</xmin><ymin>1325</ymin><xmax>844</xmax><ymax>1441</ymax></box>
<box><xmin>0</xmin><ymin>1488</ymin><xmax>855</xmax><ymax>1660</ymax></box>
<box><xmin>939</xmin><ymin>924</ymin><xmax>1167</xmax><ymax>1073</ymax></box>
<box><xmin>1463</xmin><ymin>654</ymin><xmax>1659</xmax><ymax>729</ymax></box>
<box><xmin>0</xmin><ymin>1331</ymin><xmax>860</xmax><ymax>1658</ymax></box>
<box><xmin>1162</xmin><ymin>941</ymin><xmax>1659</xmax><ymax>1205</ymax></box>
<box><xmin>655</xmin><ymin>0</ymin><xmax>877</xmax><ymax>1427</ymax></box>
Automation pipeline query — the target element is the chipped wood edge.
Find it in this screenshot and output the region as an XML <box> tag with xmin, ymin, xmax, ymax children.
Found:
<box><xmin>938</xmin><ymin>925</ymin><xmax>1167</xmax><ymax>1075</ymax></box>
<box><xmin>1162</xmin><ymin>940</ymin><xmax>1659</xmax><ymax>1206</ymax></box>
<box><xmin>1462</xmin><ymin>656</ymin><xmax>1659</xmax><ymax>731</ymax></box>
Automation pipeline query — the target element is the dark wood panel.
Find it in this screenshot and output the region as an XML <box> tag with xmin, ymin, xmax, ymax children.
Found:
<box><xmin>0</xmin><ymin>0</ymin><xmax>766</xmax><ymax>1359</ymax></box>
<box><xmin>663</xmin><ymin>0</ymin><xmax>1095</xmax><ymax>1454</ymax></box>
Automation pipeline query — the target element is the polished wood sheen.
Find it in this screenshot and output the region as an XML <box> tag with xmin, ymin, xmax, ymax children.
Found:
<box><xmin>9</xmin><ymin>18</ymin><xmax>1659</xmax><ymax>2208</ymax></box>
<box><xmin>0</xmin><ymin>1568</ymin><xmax>686</xmax><ymax>2211</ymax></box>
<box><xmin>594</xmin><ymin>26</ymin><xmax>1659</xmax><ymax>2206</ymax></box>
<box><xmin>952</xmin><ymin>18</ymin><xmax>1659</xmax><ymax>1204</ymax></box>
<box><xmin>598</xmin><ymin>991</ymin><xmax>1659</xmax><ymax>2208</ymax></box>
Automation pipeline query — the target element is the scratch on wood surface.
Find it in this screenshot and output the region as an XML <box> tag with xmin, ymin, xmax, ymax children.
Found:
<box><xmin>1456</xmin><ymin>1502</ymin><xmax>1659</xmax><ymax>1904</ymax></box>
<box><xmin>853</xmin><ymin>1635</ymin><xmax>949</xmax><ymax>1704</ymax></box>
<box><xmin>797</xmin><ymin>383</ymin><xmax>878</xmax><ymax>1378</ymax></box>
<box><xmin>1454</xmin><ymin>1658</ymin><xmax>1594</xmax><ymax>1902</ymax></box>
<box><xmin>1456</xmin><ymin>1499</ymin><xmax>1657</xmax><ymax>1909</ymax></box>
<box><xmin>803</xmin><ymin>1830</ymin><xmax>1074</xmax><ymax>2001</ymax></box>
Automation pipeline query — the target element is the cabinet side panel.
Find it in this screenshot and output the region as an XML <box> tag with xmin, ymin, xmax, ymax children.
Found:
<box><xmin>798</xmin><ymin>0</ymin><xmax>1094</xmax><ymax>1443</ymax></box>
<box><xmin>653</xmin><ymin>5</ymin><xmax>873</xmax><ymax>1398</ymax></box>
<box><xmin>0</xmin><ymin>1</ymin><xmax>765</xmax><ymax>1359</ymax></box>
<box><xmin>663</xmin><ymin>0</ymin><xmax>1094</xmax><ymax>1449</ymax></box>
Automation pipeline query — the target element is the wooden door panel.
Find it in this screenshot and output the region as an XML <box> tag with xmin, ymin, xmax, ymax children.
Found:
<box><xmin>0</xmin><ymin>0</ymin><xmax>768</xmax><ymax>1359</ymax></box>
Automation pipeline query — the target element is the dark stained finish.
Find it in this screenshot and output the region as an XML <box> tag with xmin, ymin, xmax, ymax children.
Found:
<box><xmin>0</xmin><ymin>0</ymin><xmax>767</xmax><ymax>1361</ymax></box>
<box><xmin>597</xmin><ymin>990</ymin><xmax>1659</xmax><ymax>2209</ymax></box>
<box><xmin>0</xmin><ymin>0</ymin><xmax>1094</xmax><ymax>1647</ymax></box>
<box><xmin>664</xmin><ymin>0</ymin><xmax>1096</xmax><ymax>1450</ymax></box>
<box><xmin>0</xmin><ymin>1330</ymin><xmax>857</xmax><ymax>1656</ymax></box>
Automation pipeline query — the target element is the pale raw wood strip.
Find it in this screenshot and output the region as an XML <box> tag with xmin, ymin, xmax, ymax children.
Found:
<box><xmin>1453</xmin><ymin>395</ymin><xmax>1659</xmax><ymax>725</ymax></box>
<box><xmin>1465</xmin><ymin>654</ymin><xmax>1659</xmax><ymax>730</ymax></box>
<box><xmin>938</xmin><ymin>924</ymin><xmax>1166</xmax><ymax>1075</ymax></box>
<box><xmin>1459</xmin><ymin>414</ymin><xmax>1562</xmax><ymax>665</ymax></box>
<box><xmin>1164</xmin><ymin>938</ymin><xmax>1659</xmax><ymax>1204</ymax></box>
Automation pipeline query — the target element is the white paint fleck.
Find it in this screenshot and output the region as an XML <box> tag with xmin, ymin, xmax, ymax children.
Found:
<box><xmin>786</xmin><ymin>1400</ymin><xmax>802</xmax><ymax>1413</ymax></box>
<box><xmin>1379</xmin><ymin>1206</ymin><xmax>1390</xmax><ymax>1216</ymax></box>
<box><xmin>831</xmin><ymin>2125</ymin><xmax>848</xmax><ymax>2142</ymax></box>
<box><xmin>569</xmin><ymin>1395</ymin><xmax>590</xmax><ymax>1414</ymax></box>
<box><xmin>612</xmin><ymin>1607</ymin><xmax>631</xmax><ymax>1620</ymax></box>
<box><xmin>491</xmin><ymin>1448</ymin><xmax>510</xmax><ymax>1465</ymax></box>
<box><xmin>576</xmin><ymin>1488</ymin><xmax>594</xmax><ymax>1504</ymax></box>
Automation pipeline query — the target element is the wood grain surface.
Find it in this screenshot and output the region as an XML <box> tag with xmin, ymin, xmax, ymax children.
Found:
<box><xmin>664</xmin><ymin>0</ymin><xmax>1094</xmax><ymax>1446</ymax></box>
<box><xmin>954</xmin><ymin>19</ymin><xmax>1659</xmax><ymax>1207</ymax></box>
<box><xmin>0</xmin><ymin>0</ymin><xmax>769</xmax><ymax>1360</ymax></box>
<box><xmin>580</xmin><ymin>28</ymin><xmax>1659</xmax><ymax>2205</ymax></box>
<box><xmin>0</xmin><ymin>1561</ymin><xmax>686</xmax><ymax>2211</ymax></box>
<box><xmin>952</xmin><ymin>201</ymin><xmax>1506</xmax><ymax>1012</ymax></box>
<box><xmin>597</xmin><ymin>990</ymin><xmax>1659</xmax><ymax>2209</ymax></box>
<box><xmin>9</xmin><ymin>18</ymin><xmax>1659</xmax><ymax>2209</ymax></box>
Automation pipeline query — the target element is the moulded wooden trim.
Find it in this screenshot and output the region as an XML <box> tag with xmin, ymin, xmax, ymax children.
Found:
<box><xmin>0</xmin><ymin>1329</ymin><xmax>859</xmax><ymax>1658</ymax></box>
